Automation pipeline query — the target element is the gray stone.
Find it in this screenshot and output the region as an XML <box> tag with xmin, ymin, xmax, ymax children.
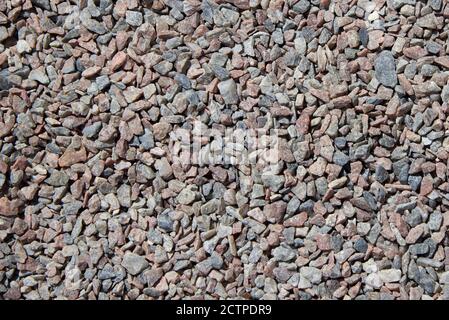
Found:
<box><xmin>174</xmin><ymin>73</ymin><xmax>191</xmax><ymax>89</ymax></box>
<box><xmin>96</xmin><ymin>75</ymin><xmax>110</xmax><ymax>91</ymax></box>
<box><xmin>45</xmin><ymin>171</ymin><xmax>69</xmax><ymax>186</ymax></box>
<box><xmin>210</xmin><ymin>65</ymin><xmax>229</xmax><ymax>80</ymax></box>
<box><xmin>16</xmin><ymin>40</ymin><xmax>31</xmax><ymax>54</ymax></box>
<box><xmin>83</xmin><ymin>122</ymin><xmax>102</xmax><ymax>138</ymax></box>
<box><xmin>31</xmin><ymin>0</ymin><xmax>50</xmax><ymax>10</ymax></box>
<box><xmin>153</xmin><ymin>61</ymin><xmax>173</xmax><ymax>75</ymax></box>
<box><xmin>218</xmin><ymin>79</ymin><xmax>239</xmax><ymax>105</ymax></box>
<box><xmin>272</xmin><ymin>244</ymin><xmax>296</xmax><ymax>262</ymax></box>
<box><xmin>428</xmin><ymin>212</ymin><xmax>442</xmax><ymax>231</ymax></box>
<box><xmin>121</xmin><ymin>253</ymin><xmax>149</xmax><ymax>275</ymax></box>
<box><xmin>140</xmin><ymin>129</ymin><xmax>155</xmax><ymax>150</ymax></box>
<box><xmin>396</xmin><ymin>201</ymin><xmax>416</xmax><ymax>213</ymax></box>
<box><xmin>354</xmin><ymin>238</ymin><xmax>368</xmax><ymax>253</ymax></box>
<box><xmin>417</xmin><ymin>270</ymin><xmax>436</xmax><ymax>294</ymax></box>
<box><xmin>286</xmin><ymin>197</ymin><xmax>301</xmax><ymax>215</ymax></box>
<box><xmin>333</xmin><ymin>150</ymin><xmax>349</xmax><ymax>166</ymax></box>
<box><xmin>117</xmin><ymin>184</ymin><xmax>131</xmax><ymax>208</ymax></box>
<box><xmin>29</xmin><ymin>68</ymin><xmax>50</xmax><ymax>84</ymax></box>
<box><xmin>157</xmin><ymin>211</ymin><xmax>174</xmax><ymax>232</ymax></box>
<box><xmin>300</xmin><ymin>266</ymin><xmax>322</xmax><ymax>284</ymax></box>
<box><xmin>177</xmin><ymin>187</ymin><xmax>196</xmax><ymax>205</ymax></box>
<box><xmin>388</xmin><ymin>0</ymin><xmax>416</xmax><ymax>10</ymax></box>
<box><xmin>365</xmin><ymin>273</ymin><xmax>382</xmax><ymax>289</ymax></box>
<box><xmin>375</xmin><ymin>165</ymin><xmax>389</xmax><ymax>183</ymax></box>
<box><xmin>379</xmin><ymin>269</ymin><xmax>401</xmax><ymax>283</ymax></box>
<box><xmin>126</xmin><ymin>11</ymin><xmax>143</xmax><ymax>27</ymax></box>
<box><xmin>375</xmin><ymin>51</ymin><xmax>397</xmax><ymax>88</ymax></box>
<box><xmin>440</xmin><ymin>271</ymin><xmax>449</xmax><ymax>284</ymax></box>
<box><xmin>405</xmin><ymin>208</ymin><xmax>422</xmax><ymax>227</ymax></box>
<box><xmin>62</xmin><ymin>201</ymin><xmax>83</xmax><ymax>215</ymax></box>
<box><xmin>293</xmin><ymin>0</ymin><xmax>311</xmax><ymax>14</ymax></box>
<box><xmin>261</xmin><ymin>174</ymin><xmax>285</xmax><ymax>192</ymax></box>
<box><xmin>83</xmin><ymin>19</ymin><xmax>108</xmax><ymax>34</ymax></box>
<box><xmin>0</xmin><ymin>69</ymin><xmax>11</xmax><ymax>91</ymax></box>
<box><xmin>409</xmin><ymin>243</ymin><xmax>429</xmax><ymax>256</ymax></box>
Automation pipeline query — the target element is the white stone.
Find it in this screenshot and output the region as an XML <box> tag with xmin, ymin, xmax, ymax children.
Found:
<box><xmin>365</xmin><ymin>273</ymin><xmax>382</xmax><ymax>289</ymax></box>
<box><xmin>379</xmin><ymin>269</ymin><xmax>402</xmax><ymax>283</ymax></box>
<box><xmin>363</xmin><ymin>259</ymin><xmax>378</xmax><ymax>273</ymax></box>
<box><xmin>16</xmin><ymin>39</ymin><xmax>31</xmax><ymax>54</ymax></box>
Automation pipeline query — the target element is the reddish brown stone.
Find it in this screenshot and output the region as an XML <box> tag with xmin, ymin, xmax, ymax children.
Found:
<box><xmin>110</xmin><ymin>51</ymin><xmax>127</xmax><ymax>71</ymax></box>
<box><xmin>3</xmin><ymin>287</ymin><xmax>21</xmax><ymax>300</ymax></box>
<box><xmin>435</xmin><ymin>56</ymin><xmax>449</xmax><ymax>69</ymax></box>
<box><xmin>420</xmin><ymin>175</ymin><xmax>433</xmax><ymax>196</ymax></box>
<box><xmin>403</xmin><ymin>46</ymin><xmax>427</xmax><ymax>59</ymax></box>
<box><xmin>58</xmin><ymin>146</ymin><xmax>87</xmax><ymax>168</ymax></box>
<box><xmin>0</xmin><ymin>197</ymin><xmax>20</xmax><ymax>217</ymax></box>
<box><xmin>406</xmin><ymin>224</ymin><xmax>424</xmax><ymax>244</ymax></box>
<box><xmin>296</xmin><ymin>113</ymin><xmax>311</xmax><ymax>135</ymax></box>
<box><xmin>308</xmin><ymin>87</ymin><xmax>330</xmax><ymax>102</ymax></box>
<box><xmin>264</xmin><ymin>201</ymin><xmax>287</xmax><ymax>223</ymax></box>
<box><xmin>332</xmin><ymin>96</ymin><xmax>352</xmax><ymax>108</ymax></box>
<box><xmin>284</xmin><ymin>212</ymin><xmax>308</xmax><ymax>227</ymax></box>
<box><xmin>315</xmin><ymin>234</ymin><xmax>332</xmax><ymax>251</ymax></box>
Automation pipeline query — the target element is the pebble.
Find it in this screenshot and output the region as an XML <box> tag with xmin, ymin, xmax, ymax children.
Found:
<box><xmin>218</xmin><ymin>79</ymin><xmax>239</xmax><ymax>105</ymax></box>
<box><xmin>121</xmin><ymin>253</ymin><xmax>149</xmax><ymax>276</ymax></box>
<box><xmin>126</xmin><ymin>11</ymin><xmax>143</xmax><ymax>27</ymax></box>
<box><xmin>375</xmin><ymin>51</ymin><xmax>398</xmax><ymax>88</ymax></box>
<box><xmin>16</xmin><ymin>40</ymin><xmax>31</xmax><ymax>54</ymax></box>
<box><xmin>379</xmin><ymin>269</ymin><xmax>402</xmax><ymax>283</ymax></box>
<box><xmin>365</xmin><ymin>273</ymin><xmax>383</xmax><ymax>289</ymax></box>
<box><xmin>272</xmin><ymin>245</ymin><xmax>296</xmax><ymax>262</ymax></box>
<box><xmin>177</xmin><ymin>187</ymin><xmax>196</xmax><ymax>205</ymax></box>
<box><xmin>29</xmin><ymin>67</ymin><xmax>49</xmax><ymax>84</ymax></box>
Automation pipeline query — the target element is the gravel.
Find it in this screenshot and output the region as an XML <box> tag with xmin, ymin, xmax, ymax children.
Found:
<box><xmin>0</xmin><ymin>0</ymin><xmax>449</xmax><ymax>301</ymax></box>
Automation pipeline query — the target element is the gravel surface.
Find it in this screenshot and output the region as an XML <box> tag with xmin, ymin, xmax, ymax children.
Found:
<box><xmin>1</xmin><ymin>0</ymin><xmax>449</xmax><ymax>300</ymax></box>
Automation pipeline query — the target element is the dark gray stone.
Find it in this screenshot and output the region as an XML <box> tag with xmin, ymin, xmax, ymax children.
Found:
<box><xmin>375</xmin><ymin>51</ymin><xmax>397</xmax><ymax>88</ymax></box>
<box><xmin>354</xmin><ymin>238</ymin><xmax>368</xmax><ymax>253</ymax></box>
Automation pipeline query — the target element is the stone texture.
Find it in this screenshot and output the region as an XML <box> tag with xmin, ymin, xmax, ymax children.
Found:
<box><xmin>0</xmin><ymin>0</ymin><xmax>448</xmax><ymax>302</ymax></box>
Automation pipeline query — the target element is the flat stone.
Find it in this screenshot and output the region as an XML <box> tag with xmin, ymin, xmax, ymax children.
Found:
<box><xmin>45</xmin><ymin>170</ymin><xmax>69</xmax><ymax>186</ymax></box>
<box><xmin>58</xmin><ymin>146</ymin><xmax>87</xmax><ymax>167</ymax></box>
<box><xmin>29</xmin><ymin>67</ymin><xmax>49</xmax><ymax>84</ymax></box>
<box><xmin>375</xmin><ymin>51</ymin><xmax>397</xmax><ymax>88</ymax></box>
<box><xmin>177</xmin><ymin>187</ymin><xmax>197</xmax><ymax>205</ymax></box>
<box><xmin>328</xmin><ymin>176</ymin><xmax>348</xmax><ymax>189</ymax></box>
<box><xmin>309</xmin><ymin>157</ymin><xmax>327</xmax><ymax>176</ymax></box>
<box><xmin>16</xmin><ymin>40</ymin><xmax>31</xmax><ymax>54</ymax></box>
<box><xmin>272</xmin><ymin>244</ymin><xmax>296</xmax><ymax>261</ymax></box>
<box><xmin>300</xmin><ymin>267</ymin><xmax>322</xmax><ymax>284</ymax></box>
<box><xmin>153</xmin><ymin>122</ymin><xmax>171</xmax><ymax>141</ymax></box>
<box><xmin>365</xmin><ymin>273</ymin><xmax>382</xmax><ymax>289</ymax></box>
<box><xmin>379</xmin><ymin>269</ymin><xmax>401</xmax><ymax>283</ymax></box>
<box><xmin>126</xmin><ymin>11</ymin><xmax>143</xmax><ymax>26</ymax></box>
<box><xmin>110</xmin><ymin>52</ymin><xmax>127</xmax><ymax>71</ymax></box>
<box><xmin>264</xmin><ymin>201</ymin><xmax>287</xmax><ymax>223</ymax></box>
<box><xmin>218</xmin><ymin>79</ymin><xmax>239</xmax><ymax>105</ymax></box>
<box><xmin>0</xmin><ymin>197</ymin><xmax>19</xmax><ymax>217</ymax></box>
<box><xmin>121</xmin><ymin>253</ymin><xmax>149</xmax><ymax>275</ymax></box>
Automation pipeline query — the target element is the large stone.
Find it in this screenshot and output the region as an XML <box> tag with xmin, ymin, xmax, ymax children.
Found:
<box><xmin>177</xmin><ymin>187</ymin><xmax>197</xmax><ymax>205</ymax></box>
<box><xmin>379</xmin><ymin>269</ymin><xmax>402</xmax><ymax>283</ymax></box>
<box><xmin>121</xmin><ymin>253</ymin><xmax>149</xmax><ymax>275</ymax></box>
<box><xmin>218</xmin><ymin>79</ymin><xmax>239</xmax><ymax>105</ymax></box>
<box><xmin>0</xmin><ymin>197</ymin><xmax>19</xmax><ymax>217</ymax></box>
<box><xmin>375</xmin><ymin>51</ymin><xmax>397</xmax><ymax>88</ymax></box>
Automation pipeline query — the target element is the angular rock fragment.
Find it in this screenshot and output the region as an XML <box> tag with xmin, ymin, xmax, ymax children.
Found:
<box><xmin>121</xmin><ymin>253</ymin><xmax>149</xmax><ymax>276</ymax></box>
<box><xmin>375</xmin><ymin>51</ymin><xmax>397</xmax><ymax>88</ymax></box>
